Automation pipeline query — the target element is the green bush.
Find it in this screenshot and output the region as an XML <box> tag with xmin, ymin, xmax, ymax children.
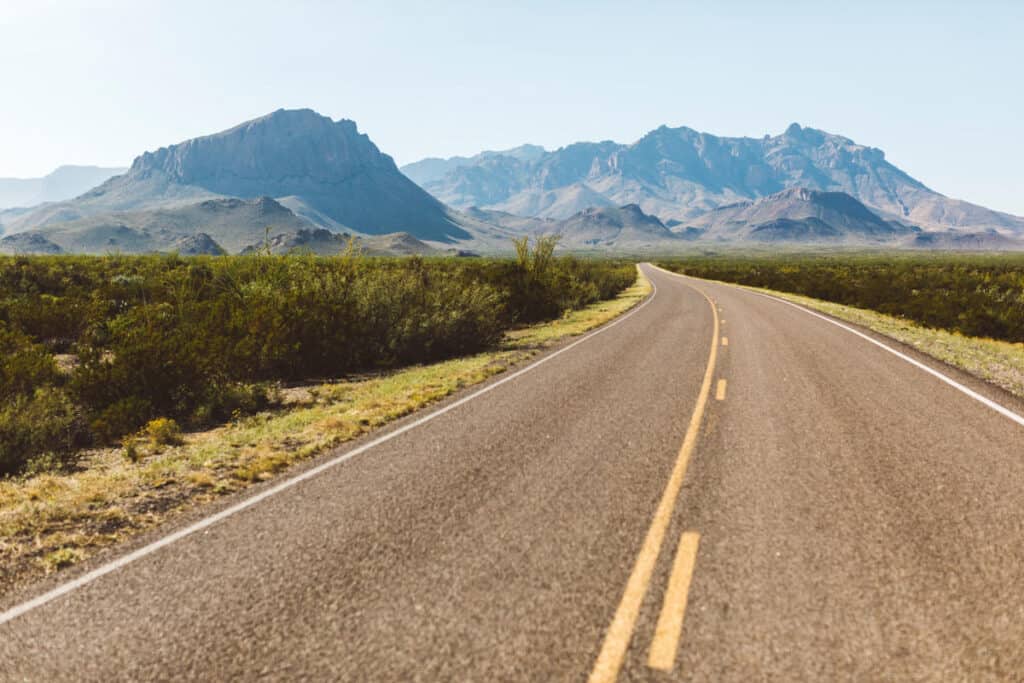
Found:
<box><xmin>144</xmin><ymin>418</ymin><xmax>182</xmax><ymax>447</ymax></box>
<box><xmin>0</xmin><ymin>387</ymin><xmax>88</xmax><ymax>476</ymax></box>
<box><xmin>0</xmin><ymin>323</ymin><xmax>60</xmax><ymax>401</ymax></box>
<box><xmin>655</xmin><ymin>253</ymin><xmax>1024</xmax><ymax>342</ymax></box>
<box><xmin>0</xmin><ymin>249</ymin><xmax>635</xmax><ymax>475</ymax></box>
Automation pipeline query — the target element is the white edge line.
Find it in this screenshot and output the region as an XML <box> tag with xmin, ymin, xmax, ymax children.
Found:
<box><xmin>0</xmin><ymin>275</ymin><xmax>659</xmax><ymax>627</ymax></box>
<box><xmin>651</xmin><ymin>264</ymin><xmax>1024</xmax><ymax>430</ymax></box>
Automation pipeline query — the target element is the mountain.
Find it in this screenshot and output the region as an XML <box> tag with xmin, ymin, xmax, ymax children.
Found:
<box><xmin>463</xmin><ymin>204</ymin><xmax>687</xmax><ymax>250</ymax></box>
<box><xmin>0</xmin><ymin>232</ymin><xmax>64</xmax><ymax>255</ymax></box>
<box><xmin>7</xmin><ymin>197</ymin><xmax>312</xmax><ymax>254</ymax></box>
<box><xmin>168</xmin><ymin>233</ymin><xmax>227</xmax><ymax>255</ymax></box>
<box><xmin>689</xmin><ymin>188</ymin><xmax>915</xmax><ymax>243</ymax></box>
<box><xmin>401</xmin><ymin>145</ymin><xmax>547</xmax><ymax>186</ymax></box>
<box><xmin>902</xmin><ymin>229</ymin><xmax>1024</xmax><ymax>251</ymax></box>
<box><xmin>402</xmin><ymin>124</ymin><xmax>1024</xmax><ymax>234</ymax></box>
<box><xmin>7</xmin><ymin>109</ymin><xmax>474</xmax><ymax>245</ymax></box>
<box><xmin>239</xmin><ymin>228</ymin><xmax>437</xmax><ymax>256</ymax></box>
<box><xmin>0</xmin><ymin>166</ymin><xmax>126</xmax><ymax>210</ymax></box>
<box><xmin>550</xmin><ymin>204</ymin><xmax>683</xmax><ymax>248</ymax></box>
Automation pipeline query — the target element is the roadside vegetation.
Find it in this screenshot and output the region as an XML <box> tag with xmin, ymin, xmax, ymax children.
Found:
<box><xmin>0</xmin><ymin>258</ymin><xmax>649</xmax><ymax>593</ymax></box>
<box><xmin>655</xmin><ymin>253</ymin><xmax>1024</xmax><ymax>343</ymax></box>
<box><xmin>656</xmin><ymin>253</ymin><xmax>1024</xmax><ymax>399</ymax></box>
<box><xmin>0</xmin><ymin>238</ymin><xmax>634</xmax><ymax>478</ymax></box>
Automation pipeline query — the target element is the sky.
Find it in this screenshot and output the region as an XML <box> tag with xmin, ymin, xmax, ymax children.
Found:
<box><xmin>1</xmin><ymin>0</ymin><xmax>1022</xmax><ymax>214</ymax></box>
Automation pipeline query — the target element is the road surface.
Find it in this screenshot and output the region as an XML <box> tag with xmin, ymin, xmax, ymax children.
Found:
<box><xmin>3</xmin><ymin>264</ymin><xmax>1024</xmax><ymax>681</ymax></box>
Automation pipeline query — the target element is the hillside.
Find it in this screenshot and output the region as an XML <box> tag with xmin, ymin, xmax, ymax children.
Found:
<box><xmin>0</xmin><ymin>165</ymin><xmax>126</xmax><ymax>210</ymax></box>
<box><xmin>550</xmin><ymin>204</ymin><xmax>682</xmax><ymax>248</ymax></box>
<box><xmin>239</xmin><ymin>228</ymin><xmax>437</xmax><ymax>256</ymax></box>
<box><xmin>902</xmin><ymin>230</ymin><xmax>1024</xmax><ymax>251</ymax></box>
<box><xmin>689</xmin><ymin>188</ymin><xmax>914</xmax><ymax>243</ymax></box>
<box><xmin>403</xmin><ymin>123</ymin><xmax>1024</xmax><ymax>234</ymax></box>
<box><xmin>6</xmin><ymin>109</ymin><xmax>475</xmax><ymax>245</ymax></box>
<box><xmin>5</xmin><ymin>197</ymin><xmax>311</xmax><ymax>254</ymax></box>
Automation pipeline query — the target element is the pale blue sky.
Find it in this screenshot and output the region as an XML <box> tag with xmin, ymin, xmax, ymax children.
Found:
<box><xmin>1</xmin><ymin>0</ymin><xmax>1021</xmax><ymax>214</ymax></box>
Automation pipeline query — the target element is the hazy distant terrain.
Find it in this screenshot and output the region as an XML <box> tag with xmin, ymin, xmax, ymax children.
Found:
<box><xmin>0</xmin><ymin>166</ymin><xmax>125</xmax><ymax>210</ymax></box>
<box><xmin>1</xmin><ymin>110</ymin><xmax>477</xmax><ymax>254</ymax></box>
<box><xmin>403</xmin><ymin>123</ymin><xmax>1024</xmax><ymax>234</ymax></box>
<box><xmin>5</xmin><ymin>110</ymin><xmax>1024</xmax><ymax>255</ymax></box>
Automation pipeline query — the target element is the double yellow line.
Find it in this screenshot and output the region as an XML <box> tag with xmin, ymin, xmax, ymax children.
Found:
<box><xmin>588</xmin><ymin>270</ymin><xmax>720</xmax><ymax>682</ymax></box>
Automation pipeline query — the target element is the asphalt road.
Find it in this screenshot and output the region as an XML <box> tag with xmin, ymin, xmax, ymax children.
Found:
<box><xmin>3</xmin><ymin>264</ymin><xmax>1024</xmax><ymax>681</ymax></box>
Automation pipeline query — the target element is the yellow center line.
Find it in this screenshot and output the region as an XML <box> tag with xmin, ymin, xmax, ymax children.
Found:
<box><xmin>715</xmin><ymin>379</ymin><xmax>727</xmax><ymax>401</ymax></box>
<box><xmin>648</xmin><ymin>531</ymin><xmax>702</xmax><ymax>671</ymax></box>
<box><xmin>587</xmin><ymin>271</ymin><xmax>719</xmax><ymax>683</ymax></box>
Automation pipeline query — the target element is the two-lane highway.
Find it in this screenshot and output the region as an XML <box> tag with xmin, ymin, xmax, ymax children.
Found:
<box><xmin>3</xmin><ymin>264</ymin><xmax>1024</xmax><ymax>681</ymax></box>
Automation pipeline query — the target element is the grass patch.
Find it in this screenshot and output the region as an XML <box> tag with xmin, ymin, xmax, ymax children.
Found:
<box><xmin>747</xmin><ymin>286</ymin><xmax>1024</xmax><ymax>400</ymax></box>
<box><xmin>0</xmin><ymin>267</ymin><xmax>650</xmax><ymax>595</ymax></box>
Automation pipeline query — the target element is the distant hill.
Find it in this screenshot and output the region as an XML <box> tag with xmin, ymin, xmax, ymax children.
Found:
<box><xmin>469</xmin><ymin>191</ymin><xmax>932</xmax><ymax>249</ymax></box>
<box><xmin>239</xmin><ymin>228</ymin><xmax>437</xmax><ymax>256</ymax></box>
<box><xmin>403</xmin><ymin>123</ymin><xmax>1024</xmax><ymax>234</ymax></box>
<box><xmin>902</xmin><ymin>229</ymin><xmax>1024</xmax><ymax>251</ymax></box>
<box><xmin>401</xmin><ymin>145</ymin><xmax>547</xmax><ymax>186</ymax></box>
<box><xmin>6</xmin><ymin>109</ymin><xmax>475</xmax><ymax>246</ymax></box>
<box><xmin>0</xmin><ymin>165</ymin><xmax>126</xmax><ymax>210</ymax></box>
<box><xmin>0</xmin><ymin>232</ymin><xmax>64</xmax><ymax>255</ymax></box>
<box><xmin>7</xmin><ymin>197</ymin><xmax>311</xmax><ymax>254</ymax></box>
<box><xmin>550</xmin><ymin>204</ymin><xmax>682</xmax><ymax>248</ymax></box>
<box><xmin>689</xmin><ymin>188</ymin><xmax>915</xmax><ymax>243</ymax></box>
<box><xmin>465</xmin><ymin>203</ymin><xmax>685</xmax><ymax>250</ymax></box>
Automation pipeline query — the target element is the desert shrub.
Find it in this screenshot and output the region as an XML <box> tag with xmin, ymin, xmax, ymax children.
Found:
<box><xmin>0</xmin><ymin>322</ymin><xmax>60</xmax><ymax>401</ymax></box>
<box><xmin>0</xmin><ymin>250</ymin><xmax>636</xmax><ymax>467</ymax></box>
<box><xmin>0</xmin><ymin>387</ymin><xmax>88</xmax><ymax>476</ymax></box>
<box><xmin>655</xmin><ymin>254</ymin><xmax>1024</xmax><ymax>342</ymax></box>
<box><xmin>145</xmin><ymin>418</ymin><xmax>182</xmax><ymax>446</ymax></box>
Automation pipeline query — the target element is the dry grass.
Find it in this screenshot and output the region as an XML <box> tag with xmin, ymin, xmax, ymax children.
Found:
<box><xmin>0</xmin><ymin>268</ymin><xmax>651</xmax><ymax>595</ymax></box>
<box><xmin>748</xmin><ymin>286</ymin><xmax>1024</xmax><ymax>400</ymax></box>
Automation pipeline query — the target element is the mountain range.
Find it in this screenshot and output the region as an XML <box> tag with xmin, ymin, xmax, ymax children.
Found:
<box><xmin>0</xmin><ymin>166</ymin><xmax>126</xmax><ymax>210</ymax></box>
<box><xmin>402</xmin><ymin>123</ymin><xmax>1024</xmax><ymax>235</ymax></box>
<box><xmin>2</xmin><ymin>110</ymin><xmax>1023</xmax><ymax>255</ymax></box>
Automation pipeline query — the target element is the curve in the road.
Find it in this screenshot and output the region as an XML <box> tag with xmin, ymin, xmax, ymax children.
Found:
<box><xmin>0</xmin><ymin>275</ymin><xmax>659</xmax><ymax>628</ymax></box>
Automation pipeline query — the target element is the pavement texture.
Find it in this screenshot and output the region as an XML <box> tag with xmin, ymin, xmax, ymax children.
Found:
<box><xmin>2</xmin><ymin>264</ymin><xmax>1023</xmax><ymax>681</ymax></box>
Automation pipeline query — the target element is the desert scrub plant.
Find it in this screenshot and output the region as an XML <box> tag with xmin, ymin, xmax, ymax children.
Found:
<box><xmin>0</xmin><ymin>387</ymin><xmax>88</xmax><ymax>476</ymax></box>
<box><xmin>145</xmin><ymin>418</ymin><xmax>183</xmax><ymax>447</ymax></box>
<box><xmin>40</xmin><ymin>547</ymin><xmax>84</xmax><ymax>573</ymax></box>
<box><xmin>655</xmin><ymin>254</ymin><xmax>1024</xmax><ymax>342</ymax></box>
<box><xmin>0</xmin><ymin>251</ymin><xmax>635</xmax><ymax>464</ymax></box>
<box><xmin>0</xmin><ymin>322</ymin><xmax>61</xmax><ymax>401</ymax></box>
<box><xmin>122</xmin><ymin>435</ymin><xmax>141</xmax><ymax>463</ymax></box>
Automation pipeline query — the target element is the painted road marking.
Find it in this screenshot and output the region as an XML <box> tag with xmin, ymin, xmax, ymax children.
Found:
<box><xmin>651</xmin><ymin>263</ymin><xmax>1024</xmax><ymax>432</ymax></box>
<box><xmin>648</xmin><ymin>531</ymin><xmax>701</xmax><ymax>671</ymax></box>
<box><xmin>716</xmin><ymin>379</ymin><xmax>727</xmax><ymax>401</ymax></box>
<box><xmin>0</xmin><ymin>274</ymin><xmax>661</xmax><ymax>628</ymax></box>
<box><xmin>722</xmin><ymin>336</ymin><xmax>729</xmax><ymax>347</ymax></box>
<box><xmin>588</xmin><ymin>272</ymin><xmax>718</xmax><ymax>683</ymax></box>
<box><xmin>743</xmin><ymin>290</ymin><xmax>1024</xmax><ymax>430</ymax></box>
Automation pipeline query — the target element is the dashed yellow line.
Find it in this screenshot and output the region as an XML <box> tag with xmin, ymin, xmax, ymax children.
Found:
<box><xmin>587</xmin><ymin>276</ymin><xmax>719</xmax><ymax>683</ymax></box>
<box><xmin>716</xmin><ymin>379</ymin><xmax>727</xmax><ymax>401</ymax></box>
<box><xmin>648</xmin><ymin>531</ymin><xmax>702</xmax><ymax>671</ymax></box>
<box><xmin>722</xmin><ymin>336</ymin><xmax>729</xmax><ymax>347</ymax></box>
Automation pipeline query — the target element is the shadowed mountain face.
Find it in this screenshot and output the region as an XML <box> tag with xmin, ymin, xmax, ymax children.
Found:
<box><xmin>239</xmin><ymin>228</ymin><xmax>437</xmax><ymax>256</ymax></box>
<box><xmin>0</xmin><ymin>166</ymin><xmax>126</xmax><ymax>210</ymax></box>
<box><xmin>690</xmin><ymin>188</ymin><xmax>915</xmax><ymax>242</ymax></box>
<box><xmin>467</xmin><ymin>204</ymin><xmax>685</xmax><ymax>249</ymax></box>
<box><xmin>902</xmin><ymin>230</ymin><xmax>1024</xmax><ymax>251</ymax></box>
<box><xmin>403</xmin><ymin>123</ymin><xmax>1024</xmax><ymax>234</ymax></box>
<box><xmin>7</xmin><ymin>109</ymin><xmax>472</xmax><ymax>244</ymax></box>
<box><xmin>0</xmin><ymin>232</ymin><xmax>64</xmax><ymax>255</ymax></box>
<box><xmin>8</xmin><ymin>197</ymin><xmax>311</xmax><ymax>254</ymax></box>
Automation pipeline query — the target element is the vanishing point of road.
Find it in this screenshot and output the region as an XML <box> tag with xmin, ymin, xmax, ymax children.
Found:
<box><xmin>3</xmin><ymin>264</ymin><xmax>1024</xmax><ymax>681</ymax></box>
